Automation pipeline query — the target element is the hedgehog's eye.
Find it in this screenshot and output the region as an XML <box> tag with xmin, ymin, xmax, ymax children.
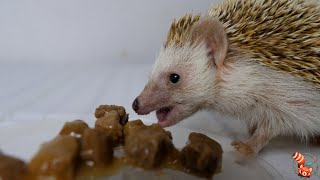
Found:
<box><xmin>170</xmin><ymin>73</ymin><xmax>180</xmax><ymax>83</ymax></box>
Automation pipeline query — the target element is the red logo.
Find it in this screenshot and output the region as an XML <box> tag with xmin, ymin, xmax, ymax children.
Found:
<box><xmin>293</xmin><ymin>152</ymin><xmax>313</xmax><ymax>178</ymax></box>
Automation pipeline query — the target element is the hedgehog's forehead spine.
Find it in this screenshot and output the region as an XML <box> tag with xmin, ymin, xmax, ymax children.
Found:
<box><xmin>164</xmin><ymin>14</ymin><xmax>201</xmax><ymax>48</ymax></box>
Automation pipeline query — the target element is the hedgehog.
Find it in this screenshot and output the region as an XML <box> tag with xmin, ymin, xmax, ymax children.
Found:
<box><xmin>132</xmin><ymin>0</ymin><xmax>320</xmax><ymax>156</ymax></box>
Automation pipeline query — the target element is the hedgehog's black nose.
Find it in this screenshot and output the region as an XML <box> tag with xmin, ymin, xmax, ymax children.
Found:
<box><xmin>132</xmin><ymin>98</ymin><xmax>140</xmax><ymax>112</ymax></box>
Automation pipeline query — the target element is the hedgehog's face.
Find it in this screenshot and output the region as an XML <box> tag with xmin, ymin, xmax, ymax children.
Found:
<box><xmin>133</xmin><ymin>43</ymin><xmax>215</xmax><ymax>127</ymax></box>
<box><xmin>133</xmin><ymin>18</ymin><xmax>228</xmax><ymax>127</ymax></box>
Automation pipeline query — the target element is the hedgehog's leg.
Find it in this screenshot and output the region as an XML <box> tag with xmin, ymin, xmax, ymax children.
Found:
<box><xmin>248</xmin><ymin>124</ymin><xmax>257</xmax><ymax>136</ymax></box>
<box><xmin>232</xmin><ymin>121</ymin><xmax>272</xmax><ymax>156</ymax></box>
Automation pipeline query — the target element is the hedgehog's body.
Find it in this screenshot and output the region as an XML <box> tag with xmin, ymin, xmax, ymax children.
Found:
<box><xmin>133</xmin><ymin>0</ymin><xmax>320</xmax><ymax>155</ymax></box>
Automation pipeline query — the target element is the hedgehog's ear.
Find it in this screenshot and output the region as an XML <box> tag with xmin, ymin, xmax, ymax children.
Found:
<box><xmin>190</xmin><ymin>18</ymin><xmax>228</xmax><ymax>68</ymax></box>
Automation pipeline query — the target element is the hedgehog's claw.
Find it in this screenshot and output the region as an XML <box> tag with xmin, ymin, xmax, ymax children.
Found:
<box><xmin>231</xmin><ymin>140</ymin><xmax>256</xmax><ymax>157</ymax></box>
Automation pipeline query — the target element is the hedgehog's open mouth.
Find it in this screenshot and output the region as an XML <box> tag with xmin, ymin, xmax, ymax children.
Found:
<box><xmin>156</xmin><ymin>106</ymin><xmax>173</xmax><ymax>126</ymax></box>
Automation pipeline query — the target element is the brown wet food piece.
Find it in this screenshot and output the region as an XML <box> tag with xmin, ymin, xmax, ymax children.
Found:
<box><xmin>0</xmin><ymin>153</ymin><xmax>27</xmax><ymax>180</ymax></box>
<box><xmin>123</xmin><ymin>119</ymin><xmax>172</xmax><ymax>139</ymax></box>
<box><xmin>80</xmin><ymin>128</ymin><xmax>114</xmax><ymax>166</ymax></box>
<box><xmin>149</xmin><ymin>123</ymin><xmax>173</xmax><ymax>140</ymax></box>
<box><xmin>28</xmin><ymin>135</ymin><xmax>80</xmax><ymax>180</ymax></box>
<box><xmin>59</xmin><ymin>119</ymin><xmax>89</xmax><ymax>137</ymax></box>
<box><xmin>95</xmin><ymin>111</ymin><xmax>124</xmax><ymax>146</ymax></box>
<box><xmin>180</xmin><ymin>132</ymin><xmax>223</xmax><ymax>178</ymax></box>
<box><xmin>124</xmin><ymin>122</ymin><xmax>174</xmax><ymax>169</ymax></box>
<box><xmin>94</xmin><ymin>105</ymin><xmax>128</xmax><ymax>125</ymax></box>
<box><xmin>123</xmin><ymin>119</ymin><xmax>145</xmax><ymax>137</ymax></box>
<box><xmin>123</xmin><ymin>120</ymin><xmax>172</xmax><ymax>146</ymax></box>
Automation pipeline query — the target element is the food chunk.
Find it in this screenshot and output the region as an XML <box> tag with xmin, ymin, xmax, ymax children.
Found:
<box><xmin>80</xmin><ymin>128</ymin><xmax>113</xmax><ymax>166</ymax></box>
<box><xmin>95</xmin><ymin>111</ymin><xmax>124</xmax><ymax>146</ymax></box>
<box><xmin>59</xmin><ymin>119</ymin><xmax>89</xmax><ymax>137</ymax></box>
<box><xmin>124</xmin><ymin>121</ymin><xmax>174</xmax><ymax>169</ymax></box>
<box><xmin>180</xmin><ymin>132</ymin><xmax>223</xmax><ymax>178</ymax></box>
<box><xmin>94</xmin><ymin>105</ymin><xmax>128</xmax><ymax>125</ymax></box>
<box><xmin>0</xmin><ymin>153</ymin><xmax>27</xmax><ymax>180</ymax></box>
<box><xmin>123</xmin><ymin>119</ymin><xmax>145</xmax><ymax>137</ymax></box>
<box><xmin>28</xmin><ymin>135</ymin><xmax>80</xmax><ymax>180</ymax></box>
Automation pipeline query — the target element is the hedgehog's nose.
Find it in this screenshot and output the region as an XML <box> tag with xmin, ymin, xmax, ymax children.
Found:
<box><xmin>132</xmin><ymin>98</ymin><xmax>140</xmax><ymax>112</ymax></box>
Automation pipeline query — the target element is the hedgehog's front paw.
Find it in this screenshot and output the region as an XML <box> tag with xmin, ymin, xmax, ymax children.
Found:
<box><xmin>231</xmin><ymin>140</ymin><xmax>256</xmax><ymax>157</ymax></box>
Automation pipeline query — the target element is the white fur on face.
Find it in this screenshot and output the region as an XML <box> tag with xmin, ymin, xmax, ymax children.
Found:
<box><xmin>153</xmin><ymin>43</ymin><xmax>214</xmax><ymax>101</ymax></box>
<box><xmin>143</xmin><ymin>42</ymin><xmax>217</xmax><ymax>125</ymax></box>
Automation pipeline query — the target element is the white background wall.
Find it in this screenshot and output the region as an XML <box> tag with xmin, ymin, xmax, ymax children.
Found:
<box><xmin>0</xmin><ymin>0</ymin><xmax>219</xmax><ymax>64</ymax></box>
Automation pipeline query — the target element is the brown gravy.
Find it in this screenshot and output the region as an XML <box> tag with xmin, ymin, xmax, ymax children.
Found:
<box><xmin>76</xmin><ymin>148</ymin><xmax>201</xmax><ymax>179</ymax></box>
<box><xmin>75</xmin><ymin>157</ymin><xmax>125</xmax><ymax>179</ymax></box>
